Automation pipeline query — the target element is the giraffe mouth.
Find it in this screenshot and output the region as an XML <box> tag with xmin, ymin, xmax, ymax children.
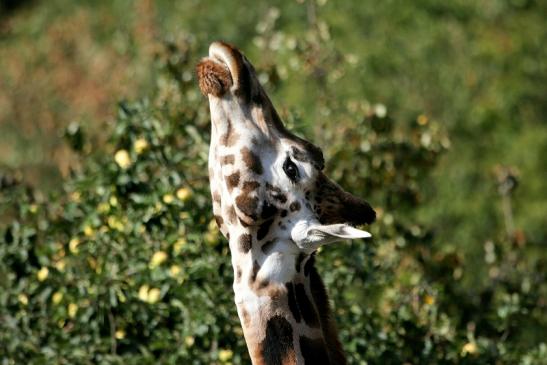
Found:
<box><xmin>196</xmin><ymin>41</ymin><xmax>250</xmax><ymax>97</ymax></box>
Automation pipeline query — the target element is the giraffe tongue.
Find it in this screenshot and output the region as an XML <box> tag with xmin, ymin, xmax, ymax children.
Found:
<box><xmin>291</xmin><ymin>221</ymin><xmax>371</xmax><ymax>253</ymax></box>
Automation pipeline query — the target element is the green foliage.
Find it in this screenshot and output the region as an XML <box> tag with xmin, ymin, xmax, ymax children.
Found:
<box><xmin>1</xmin><ymin>1</ymin><xmax>546</xmax><ymax>364</ymax></box>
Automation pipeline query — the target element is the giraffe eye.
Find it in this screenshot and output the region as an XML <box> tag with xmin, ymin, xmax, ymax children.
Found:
<box><xmin>283</xmin><ymin>157</ymin><xmax>299</xmax><ymax>182</ymax></box>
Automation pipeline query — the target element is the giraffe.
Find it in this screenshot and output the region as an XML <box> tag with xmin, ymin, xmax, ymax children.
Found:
<box><xmin>196</xmin><ymin>41</ymin><xmax>375</xmax><ymax>364</ymax></box>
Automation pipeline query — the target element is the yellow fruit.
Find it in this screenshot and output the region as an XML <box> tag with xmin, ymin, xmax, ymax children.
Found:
<box><xmin>68</xmin><ymin>303</ymin><xmax>78</xmax><ymax>318</ymax></box>
<box><xmin>52</xmin><ymin>291</ymin><xmax>64</xmax><ymax>304</ymax></box>
<box><xmin>147</xmin><ymin>288</ymin><xmax>161</xmax><ymax>304</ymax></box>
<box><xmin>18</xmin><ymin>294</ymin><xmax>29</xmax><ymax>306</ymax></box>
<box><xmin>114</xmin><ymin>149</ymin><xmax>132</xmax><ymax>169</ymax></box>
<box><xmin>149</xmin><ymin>251</ymin><xmax>168</xmax><ymax>268</ymax></box>
<box><xmin>133</xmin><ymin>138</ymin><xmax>149</xmax><ymax>154</ymax></box>
<box><xmin>218</xmin><ymin>349</ymin><xmax>233</xmax><ymax>362</ymax></box>
<box><xmin>176</xmin><ymin>187</ymin><xmax>192</xmax><ymax>201</ymax></box>
<box><xmin>37</xmin><ymin>267</ymin><xmax>49</xmax><ymax>282</ymax></box>
<box><xmin>115</xmin><ymin>329</ymin><xmax>126</xmax><ymax>339</ymax></box>
<box><xmin>162</xmin><ymin>194</ymin><xmax>174</xmax><ymax>204</ymax></box>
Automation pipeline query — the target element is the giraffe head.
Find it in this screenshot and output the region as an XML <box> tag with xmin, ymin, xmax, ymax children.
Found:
<box><xmin>197</xmin><ymin>41</ymin><xmax>375</xmax><ymax>255</ymax></box>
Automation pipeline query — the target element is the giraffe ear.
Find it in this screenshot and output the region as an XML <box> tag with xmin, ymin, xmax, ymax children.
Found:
<box><xmin>291</xmin><ymin>221</ymin><xmax>371</xmax><ymax>253</ymax></box>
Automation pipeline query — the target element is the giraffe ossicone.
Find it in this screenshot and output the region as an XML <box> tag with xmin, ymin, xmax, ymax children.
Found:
<box><xmin>197</xmin><ymin>41</ymin><xmax>375</xmax><ymax>365</ymax></box>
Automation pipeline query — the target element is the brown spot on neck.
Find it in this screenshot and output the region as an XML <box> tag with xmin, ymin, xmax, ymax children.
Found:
<box><xmin>259</xmin><ymin>315</ymin><xmax>296</xmax><ymax>365</ymax></box>
<box><xmin>299</xmin><ymin>336</ymin><xmax>331</xmax><ymax>364</ymax></box>
<box><xmin>220</xmin><ymin>154</ymin><xmax>235</xmax><ymax>165</ymax></box>
<box><xmin>238</xmin><ymin>234</ymin><xmax>252</xmax><ymax>253</ymax></box>
<box><xmin>225</xmin><ymin>171</ymin><xmax>240</xmax><ymax>192</ymax></box>
<box><xmin>220</xmin><ymin>118</ymin><xmax>239</xmax><ymax>147</ymax></box>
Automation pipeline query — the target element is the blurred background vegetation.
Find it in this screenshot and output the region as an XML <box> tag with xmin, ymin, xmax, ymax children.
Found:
<box><xmin>0</xmin><ymin>0</ymin><xmax>545</xmax><ymax>364</ymax></box>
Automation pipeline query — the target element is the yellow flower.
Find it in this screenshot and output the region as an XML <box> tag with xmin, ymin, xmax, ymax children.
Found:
<box><xmin>98</xmin><ymin>202</ymin><xmax>110</xmax><ymax>213</ymax></box>
<box><xmin>173</xmin><ymin>238</ymin><xmax>187</xmax><ymax>254</ymax></box>
<box><xmin>114</xmin><ymin>149</ymin><xmax>132</xmax><ymax>169</ymax></box>
<box><xmin>133</xmin><ymin>138</ymin><xmax>149</xmax><ymax>154</ymax></box>
<box><xmin>83</xmin><ymin>225</ymin><xmax>94</xmax><ymax>237</ymax></box>
<box><xmin>117</xmin><ymin>291</ymin><xmax>126</xmax><ymax>303</ymax></box>
<box><xmin>29</xmin><ymin>204</ymin><xmax>38</xmax><ymax>214</ymax></box>
<box><xmin>115</xmin><ymin>329</ymin><xmax>126</xmax><ymax>339</ymax></box>
<box><xmin>162</xmin><ymin>194</ymin><xmax>174</xmax><ymax>204</ymax></box>
<box><xmin>204</xmin><ymin>231</ymin><xmax>219</xmax><ymax>246</ymax></box>
<box><xmin>107</xmin><ymin>216</ymin><xmax>124</xmax><ymax>231</ymax></box>
<box><xmin>109</xmin><ymin>196</ymin><xmax>118</xmax><ymax>207</ymax></box>
<box><xmin>176</xmin><ymin>187</ymin><xmax>192</xmax><ymax>202</ymax></box>
<box><xmin>184</xmin><ymin>336</ymin><xmax>195</xmax><ymax>347</ymax></box>
<box><xmin>52</xmin><ymin>291</ymin><xmax>64</xmax><ymax>304</ymax></box>
<box><xmin>218</xmin><ymin>349</ymin><xmax>233</xmax><ymax>362</ymax></box>
<box><xmin>461</xmin><ymin>342</ymin><xmax>478</xmax><ymax>355</ymax></box>
<box><xmin>54</xmin><ymin>259</ymin><xmax>66</xmax><ymax>272</ymax></box>
<box><xmin>18</xmin><ymin>294</ymin><xmax>28</xmax><ymax>306</ymax></box>
<box><xmin>37</xmin><ymin>267</ymin><xmax>49</xmax><ymax>282</ymax></box>
<box><xmin>147</xmin><ymin>288</ymin><xmax>161</xmax><ymax>304</ymax></box>
<box><xmin>417</xmin><ymin>114</ymin><xmax>429</xmax><ymax>125</ymax></box>
<box><xmin>179</xmin><ymin>211</ymin><xmax>190</xmax><ymax>220</ymax></box>
<box><xmin>149</xmin><ymin>251</ymin><xmax>168</xmax><ymax>268</ymax></box>
<box><xmin>70</xmin><ymin>191</ymin><xmax>81</xmax><ymax>202</ymax></box>
<box><xmin>424</xmin><ymin>294</ymin><xmax>435</xmax><ymax>306</ymax></box>
<box><xmin>68</xmin><ymin>303</ymin><xmax>78</xmax><ymax>318</ymax></box>
<box><xmin>138</xmin><ymin>285</ymin><xmax>150</xmax><ymax>302</ymax></box>
<box><xmin>169</xmin><ymin>265</ymin><xmax>182</xmax><ymax>277</ymax></box>
<box><xmin>69</xmin><ymin>238</ymin><xmax>80</xmax><ymax>254</ymax></box>
<box><xmin>208</xmin><ymin>219</ymin><xmax>219</xmax><ymax>232</ymax></box>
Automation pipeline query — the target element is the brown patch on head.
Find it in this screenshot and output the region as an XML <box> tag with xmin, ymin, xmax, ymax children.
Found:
<box><xmin>289</xmin><ymin>201</ymin><xmax>301</xmax><ymax>212</ymax></box>
<box><xmin>212</xmin><ymin>191</ymin><xmax>221</xmax><ymax>203</ymax></box>
<box><xmin>196</xmin><ymin>59</ymin><xmax>233</xmax><ymax>97</ymax></box>
<box><xmin>291</xmin><ymin>145</ymin><xmax>325</xmax><ymax>171</ymax></box>
<box><xmin>266</xmin><ymin>183</ymin><xmax>287</xmax><ymax>204</ymax></box>
<box><xmin>242</xmin><ymin>180</ymin><xmax>260</xmax><ymax>194</ymax></box>
<box><xmin>220</xmin><ymin>154</ymin><xmax>235</xmax><ymax>165</ymax></box>
<box><xmin>235</xmin><ymin>194</ymin><xmax>259</xmax><ymax>222</ymax></box>
<box><xmin>241</xmin><ymin>147</ymin><xmax>263</xmax><ymax>175</ymax></box>
<box><xmin>238</xmin><ymin>234</ymin><xmax>252</xmax><ymax>253</ymax></box>
<box><xmin>225</xmin><ymin>171</ymin><xmax>240</xmax><ymax>192</ymax></box>
<box><xmin>315</xmin><ymin>172</ymin><xmax>376</xmax><ymax>226</ymax></box>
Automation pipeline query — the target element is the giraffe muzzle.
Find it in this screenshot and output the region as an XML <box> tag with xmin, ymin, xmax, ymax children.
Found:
<box><xmin>197</xmin><ymin>41</ymin><xmax>258</xmax><ymax>102</ymax></box>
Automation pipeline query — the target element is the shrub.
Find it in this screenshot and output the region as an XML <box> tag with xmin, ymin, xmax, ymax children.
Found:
<box><xmin>1</xmin><ymin>39</ymin><xmax>545</xmax><ymax>365</ymax></box>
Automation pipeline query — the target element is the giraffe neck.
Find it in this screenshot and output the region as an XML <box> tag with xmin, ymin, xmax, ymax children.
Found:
<box><xmin>206</xmin><ymin>95</ymin><xmax>346</xmax><ymax>363</ymax></box>
<box><xmin>228</xmin><ymin>237</ymin><xmax>347</xmax><ymax>365</ymax></box>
